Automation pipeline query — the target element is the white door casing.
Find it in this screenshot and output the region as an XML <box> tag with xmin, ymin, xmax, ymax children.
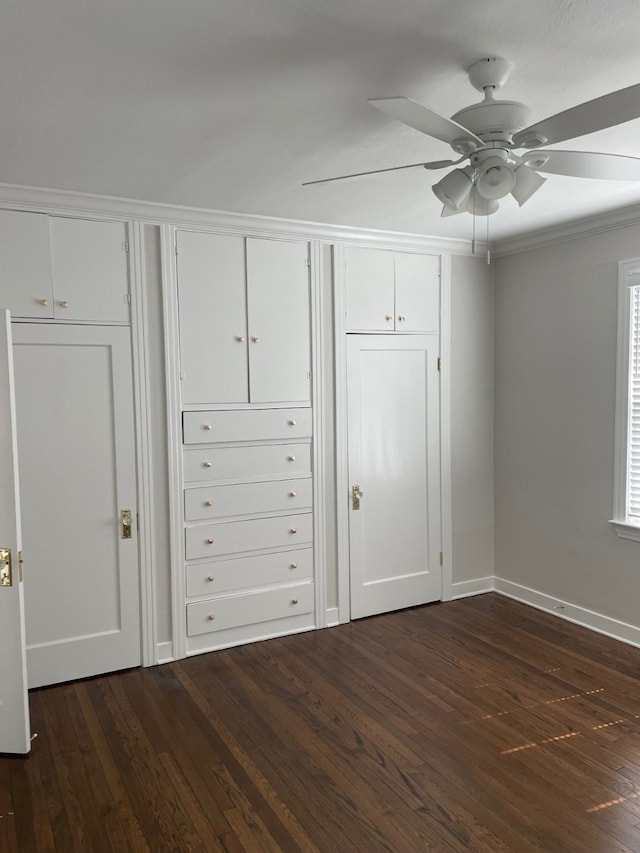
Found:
<box><xmin>0</xmin><ymin>310</ymin><xmax>30</xmax><ymax>754</ymax></box>
<box><xmin>347</xmin><ymin>334</ymin><xmax>441</xmax><ymax>619</ymax></box>
<box><xmin>11</xmin><ymin>323</ymin><xmax>140</xmax><ymax>688</ymax></box>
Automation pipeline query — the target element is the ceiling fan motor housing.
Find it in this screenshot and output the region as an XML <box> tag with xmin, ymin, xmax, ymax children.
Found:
<box><xmin>451</xmin><ymin>100</ymin><xmax>531</xmax><ymax>144</ymax></box>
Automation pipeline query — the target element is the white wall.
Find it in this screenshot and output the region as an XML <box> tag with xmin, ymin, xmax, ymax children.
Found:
<box><xmin>450</xmin><ymin>254</ymin><xmax>495</xmax><ymax>591</ymax></box>
<box><xmin>494</xmin><ymin>224</ymin><xmax>640</xmax><ymax>629</ymax></box>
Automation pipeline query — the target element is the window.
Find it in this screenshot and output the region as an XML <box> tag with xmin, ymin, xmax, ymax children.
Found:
<box><xmin>611</xmin><ymin>261</ymin><xmax>640</xmax><ymax>540</ymax></box>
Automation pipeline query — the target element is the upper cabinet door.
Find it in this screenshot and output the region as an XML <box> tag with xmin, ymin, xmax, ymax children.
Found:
<box><xmin>49</xmin><ymin>218</ymin><xmax>130</xmax><ymax>322</ymax></box>
<box><xmin>395</xmin><ymin>252</ymin><xmax>440</xmax><ymax>332</ymax></box>
<box><xmin>345</xmin><ymin>246</ymin><xmax>395</xmax><ymax>332</ymax></box>
<box><xmin>177</xmin><ymin>231</ymin><xmax>249</xmax><ymax>405</ymax></box>
<box><xmin>246</xmin><ymin>238</ymin><xmax>310</xmax><ymax>404</ymax></box>
<box><xmin>0</xmin><ymin>211</ymin><xmax>54</xmax><ymax>318</ymax></box>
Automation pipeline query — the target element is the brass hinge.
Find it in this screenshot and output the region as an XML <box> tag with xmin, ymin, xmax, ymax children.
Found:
<box><xmin>439</xmin><ymin>551</ymin><xmax>443</xmax><ymax>566</ymax></box>
<box><xmin>437</xmin><ymin>357</ymin><xmax>442</xmax><ymax>372</ymax></box>
<box><xmin>123</xmin><ymin>241</ymin><xmax>129</xmax><ymax>253</ymax></box>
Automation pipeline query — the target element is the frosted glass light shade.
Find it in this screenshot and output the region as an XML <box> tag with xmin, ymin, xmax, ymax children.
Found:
<box><xmin>476</xmin><ymin>157</ymin><xmax>516</xmax><ymax>200</ymax></box>
<box><xmin>511</xmin><ymin>165</ymin><xmax>547</xmax><ymax>206</ymax></box>
<box><xmin>432</xmin><ymin>168</ymin><xmax>473</xmax><ymax>212</ymax></box>
<box><xmin>466</xmin><ymin>188</ymin><xmax>499</xmax><ymax>216</ymax></box>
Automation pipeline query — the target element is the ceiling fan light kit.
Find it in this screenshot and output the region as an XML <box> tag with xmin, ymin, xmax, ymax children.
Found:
<box><xmin>305</xmin><ymin>56</ymin><xmax>640</xmax><ymax>223</ymax></box>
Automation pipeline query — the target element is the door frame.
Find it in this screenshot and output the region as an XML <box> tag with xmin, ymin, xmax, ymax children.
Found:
<box><xmin>333</xmin><ymin>243</ymin><xmax>453</xmax><ymax>623</ymax></box>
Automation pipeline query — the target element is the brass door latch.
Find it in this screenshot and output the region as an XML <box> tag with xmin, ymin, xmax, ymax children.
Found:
<box><xmin>121</xmin><ymin>509</ymin><xmax>133</xmax><ymax>539</ymax></box>
<box><xmin>0</xmin><ymin>548</ymin><xmax>12</xmax><ymax>586</ymax></box>
<box><xmin>352</xmin><ymin>484</ymin><xmax>363</xmax><ymax>510</ymax></box>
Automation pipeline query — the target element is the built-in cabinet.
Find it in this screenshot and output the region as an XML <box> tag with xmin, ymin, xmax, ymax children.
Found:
<box><xmin>0</xmin><ymin>210</ymin><xmax>130</xmax><ymax>322</ymax></box>
<box><xmin>175</xmin><ymin>232</ymin><xmax>315</xmax><ymax>654</ymax></box>
<box><xmin>344</xmin><ymin>245</ymin><xmax>439</xmax><ymax>332</ymax></box>
<box><xmin>177</xmin><ymin>231</ymin><xmax>311</xmax><ymax>405</ymax></box>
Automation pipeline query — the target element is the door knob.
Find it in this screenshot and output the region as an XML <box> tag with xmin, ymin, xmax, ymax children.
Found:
<box><xmin>121</xmin><ymin>509</ymin><xmax>133</xmax><ymax>539</ymax></box>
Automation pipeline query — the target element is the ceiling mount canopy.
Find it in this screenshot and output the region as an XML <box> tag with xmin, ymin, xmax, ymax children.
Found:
<box><xmin>303</xmin><ymin>57</ymin><xmax>640</xmax><ymax>217</ymax></box>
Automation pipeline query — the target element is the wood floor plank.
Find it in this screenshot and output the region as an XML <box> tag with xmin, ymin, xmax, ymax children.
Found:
<box><xmin>3</xmin><ymin>593</ymin><xmax>640</xmax><ymax>851</ymax></box>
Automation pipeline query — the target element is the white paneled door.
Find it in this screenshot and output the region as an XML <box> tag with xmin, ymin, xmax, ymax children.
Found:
<box><xmin>0</xmin><ymin>311</ymin><xmax>30</xmax><ymax>754</ymax></box>
<box><xmin>11</xmin><ymin>323</ymin><xmax>140</xmax><ymax>688</ymax></box>
<box><xmin>347</xmin><ymin>334</ymin><xmax>441</xmax><ymax>619</ymax></box>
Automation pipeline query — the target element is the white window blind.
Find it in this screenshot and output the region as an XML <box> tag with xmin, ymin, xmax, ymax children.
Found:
<box><xmin>628</xmin><ymin>282</ymin><xmax>640</xmax><ymax>520</ymax></box>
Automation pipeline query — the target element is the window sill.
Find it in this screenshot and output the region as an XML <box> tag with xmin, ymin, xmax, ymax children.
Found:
<box><xmin>609</xmin><ymin>520</ymin><xmax>640</xmax><ymax>542</ymax></box>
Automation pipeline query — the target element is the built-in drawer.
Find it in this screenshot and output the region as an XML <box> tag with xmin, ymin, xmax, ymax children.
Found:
<box><xmin>186</xmin><ymin>547</ymin><xmax>313</xmax><ymax>598</ymax></box>
<box><xmin>186</xmin><ymin>581</ymin><xmax>314</xmax><ymax>636</ymax></box>
<box><xmin>183</xmin><ymin>442</ymin><xmax>311</xmax><ymax>483</ymax></box>
<box><xmin>185</xmin><ymin>512</ymin><xmax>313</xmax><ymax>560</ymax></box>
<box><xmin>183</xmin><ymin>408</ymin><xmax>312</xmax><ymax>444</ymax></box>
<box><xmin>184</xmin><ymin>477</ymin><xmax>312</xmax><ymax>522</ymax></box>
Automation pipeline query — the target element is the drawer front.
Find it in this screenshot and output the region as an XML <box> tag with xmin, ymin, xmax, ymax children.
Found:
<box><xmin>187</xmin><ymin>582</ymin><xmax>314</xmax><ymax>636</ymax></box>
<box><xmin>185</xmin><ymin>512</ymin><xmax>313</xmax><ymax>560</ymax></box>
<box><xmin>183</xmin><ymin>408</ymin><xmax>312</xmax><ymax>444</ymax></box>
<box><xmin>183</xmin><ymin>442</ymin><xmax>311</xmax><ymax>482</ymax></box>
<box><xmin>184</xmin><ymin>478</ymin><xmax>312</xmax><ymax>521</ymax></box>
<box><xmin>186</xmin><ymin>547</ymin><xmax>313</xmax><ymax>597</ymax></box>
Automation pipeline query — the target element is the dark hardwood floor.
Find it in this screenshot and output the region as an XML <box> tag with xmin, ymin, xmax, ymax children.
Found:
<box><xmin>3</xmin><ymin>593</ymin><xmax>640</xmax><ymax>852</ymax></box>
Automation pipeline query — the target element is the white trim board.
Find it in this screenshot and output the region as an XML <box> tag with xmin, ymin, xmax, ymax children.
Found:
<box><xmin>451</xmin><ymin>577</ymin><xmax>495</xmax><ymax>599</ymax></box>
<box><xmin>0</xmin><ymin>182</ymin><xmax>482</xmax><ymax>257</ymax></box>
<box><xmin>494</xmin><ymin>578</ymin><xmax>640</xmax><ymax>650</ymax></box>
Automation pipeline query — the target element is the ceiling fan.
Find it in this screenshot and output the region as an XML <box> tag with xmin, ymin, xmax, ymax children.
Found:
<box><xmin>303</xmin><ymin>58</ymin><xmax>640</xmax><ymax>217</ymax></box>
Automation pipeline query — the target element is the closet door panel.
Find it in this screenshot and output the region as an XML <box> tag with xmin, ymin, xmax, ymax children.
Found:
<box><xmin>345</xmin><ymin>246</ymin><xmax>395</xmax><ymax>332</ymax></box>
<box><xmin>246</xmin><ymin>238</ymin><xmax>310</xmax><ymax>403</ymax></box>
<box><xmin>177</xmin><ymin>231</ymin><xmax>248</xmax><ymax>405</ymax></box>
<box><xmin>395</xmin><ymin>252</ymin><xmax>440</xmax><ymax>332</ymax></box>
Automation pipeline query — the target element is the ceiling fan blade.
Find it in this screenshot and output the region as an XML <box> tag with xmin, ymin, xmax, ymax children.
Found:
<box><xmin>513</xmin><ymin>82</ymin><xmax>640</xmax><ymax>149</ymax></box>
<box><xmin>302</xmin><ymin>160</ymin><xmax>440</xmax><ymax>186</ymax></box>
<box><xmin>368</xmin><ymin>97</ymin><xmax>483</xmax><ymax>150</ymax></box>
<box><xmin>523</xmin><ymin>150</ymin><xmax>640</xmax><ymax>181</ymax></box>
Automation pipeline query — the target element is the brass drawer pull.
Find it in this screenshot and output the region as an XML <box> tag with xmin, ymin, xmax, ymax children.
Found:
<box><xmin>207</xmin><ymin>614</ymin><xmax>215</xmax><ymax>621</ymax></box>
<box><xmin>203</xmin><ymin>424</ymin><xmax>212</xmax><ymax>431</ymax></box>
<box><xmin>290</xmin><ymin>528</ymin><xmax>297</xmax><ymax>534</ymax></box>
<box><xmin>287</xmin><ymin>455</ymin><xmax>296</xmax><ymax>462</ymax></box>
<box><xmin>206</xmin><ymin>575</ymin><xmax>214</xmax><ymax>582</ymax></box>
<box><xmin>207</xmin><ymin>538</ymin><xmax>214</xmax><ymax>544</ymax></box>
<box><xmin>290</xmin><ymin>562</ymin><xmax>297</xmax><ymax>569</ymax></box>
<box><xmin>203</xmin><ymin>461</ymin><xmax>212</xmax><ymax>468</ymax></box>
<box><xmin>289</xmin><ymin>491</ymin><xmax>297</xmax><ymax>497</ymax></box>
<box><xmin>291</xmin><ymin>598</ymin><xmax>299</xmax><ymax>605</ymax></box>
<box><xmin>205</xmin><ymin>500</ymin><xmax>213</xmax><ymax>507</ymax></box>
<box><xmin>288</xmin><ymin>420</ymin><xmax>296</xmax><ymax>426</ymax></box>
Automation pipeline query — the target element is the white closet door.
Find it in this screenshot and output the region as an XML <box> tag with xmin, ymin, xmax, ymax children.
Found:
<box><xmin>177</xmin><ymin>231</ymin><xmax>248</xmax><ymax>404</ymax></box>
<box><xmin>246</xmin><ymin>238</ymin><xmax>311</xmax><ymax>404</ymax></box>
<box><xmin>0</xmin><ymin>311</ymin><xmax>30</xmax><ymax>753</ymax></box>
<box><xmin>11</xmin><ymin>324</ymin><xmax>140</xmax><ymax>688</ymax></box>
<box><xmin>347</xmin><ymin>334</ymin><xmax>441</xmax><ymax>618</ymax></box>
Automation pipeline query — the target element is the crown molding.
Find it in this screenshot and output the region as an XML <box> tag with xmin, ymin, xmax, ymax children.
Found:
<box><xmin>0</xmin><ymin>182</ymin><xmax>486</xmax><ymax>256</ymax></box>
<box><xmin>494</xmin><ymin>201</ymin><xmax>640</xmax><ymax>257</ymax></box>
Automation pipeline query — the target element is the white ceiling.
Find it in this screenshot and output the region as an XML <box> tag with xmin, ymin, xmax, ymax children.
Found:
<box><xmin>2</xmin><ymin>0</ymin><xmax>640</xmax><ymax>241</ymax></box>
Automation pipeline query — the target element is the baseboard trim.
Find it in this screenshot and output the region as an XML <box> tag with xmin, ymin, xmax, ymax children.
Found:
<box><xmin>155</xmin><ymin>641</ymin><xmax>175</xmax><ymax>665</ymax></box>
<box><xmin>325</xmin><ymin>607</ymin><xmax>340</xmax><ymax>627</ymax></box>
<box><xmin>450</xmin><ymin>577</ymin><xmax>495</xmax><ymax>599</ymax></box>
<box><xmin>494</xmin><ymin>578</ymin><xmax>640</xmax><ymax>649</ymax></box>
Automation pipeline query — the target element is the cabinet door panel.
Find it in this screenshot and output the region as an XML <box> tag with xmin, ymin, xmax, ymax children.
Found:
<box><xmin>49</xmin><ymin>218</ymin><xmax>130</xmax><ymax>322</ymax></box>
<box><xmin>246</xmin><ymin>238</ymin><xmax>310</xmax><ymax>403</ymax></box>
<box><xmin>395</xmin><ymin>252</ymin><xmax>440</xmax><ymax>332</ymax></box>
<box><xmin>177</xmin><ymin>232</ymin><xmax>248</xmax><ymax>404</ymax></box>
<box><xmin>345</xmin><ymin>246</ymin><xmax>395</xmax><ymax>332</ymax></box>
<box><xmin>0</xmin><ymin>211</ymin><xmax>54</xmax><ymax>318</ymax></box>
